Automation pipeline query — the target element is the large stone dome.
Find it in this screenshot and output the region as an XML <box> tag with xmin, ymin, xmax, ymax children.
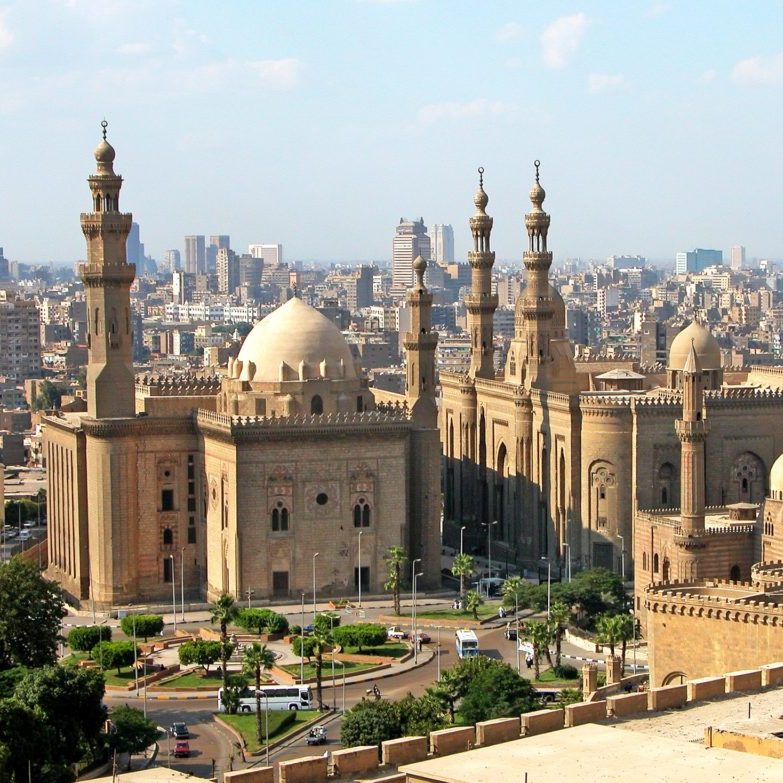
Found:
<box><xmin>770</xmin><ymin>454</ymin><xmax>783</xmax><ymax>499</ymax></box>
<box><xmin>668</xmin><ymin>321</ymin><xmax>721</xmax><ymax>371</ymax></box>
<box><xmin>237</xmin><ymin>297</ymin><xmax>357</xmax><ymax>383</ymax></box>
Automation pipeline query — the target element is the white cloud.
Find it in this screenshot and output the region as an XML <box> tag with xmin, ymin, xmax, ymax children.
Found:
<box><xmin>172</xmin><ymin>24</ymin><xmax>209</xmax><ymax>57</ymax></box>
<box><xmin>588</xmin><ymin>72</ymin><xmax>626</xmax><ymax>94</ymax></box>
<box><xmin>731</xmin><ymin>53</ymin><xmax>783</xmax><ymax>85</ymax></box>
<box><xmin>496</xmin><ymin>22</ymin><xmax>525</xmax><ymax>43</ymax></box>
<box><xmin>117</xmin><ymin>42</ymin><xmax>151</xmax><ymax>55</ymax></box>
<box><xmin>0</xmin><ymin>10</ymin><xmax>14</xmax><ymax>50</ymax></box>
<box><xmin>247</xmin><ymin>58</ymin><xmax>304</xmax><ymax>90</ymax></box>
<box><xmin>541</xmin><ymin>13</ymin><xmax>587</xmax><ymax>69</ymax></box>
<box><xmin>418</xmin><ymin>98</ymin><xmax>512</xmax><ymax>125</ymax></box>
<box><xmin>698</xmin><ymin>68</ymin><xmax>716</xmax><ymax>84</ymax></box>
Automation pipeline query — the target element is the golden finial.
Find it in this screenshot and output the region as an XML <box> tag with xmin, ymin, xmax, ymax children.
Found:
<box><xmin>534</xmin><ymin>159</ymin><xmax>540</xmax><ymax>183</ymax></box>
<box><xmin>101</xmin><ymin>119</ymin><xmax>108</xmax><ymax>141</ymax></box>
<box><xmin>478</xmin><ymin>166</ymin><xmax>484</xmax><ymax>187</ymax></box>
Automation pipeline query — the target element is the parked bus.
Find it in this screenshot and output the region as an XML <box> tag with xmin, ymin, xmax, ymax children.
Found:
<box><xmin>455</xmin><ymin>629</ymin><xmax>480</xmax><ymax>658</ymax></box>
<box><xmin>217</xmin><ymin>684</ymin><xmax>312</xmax><ymax>712</ymax></box>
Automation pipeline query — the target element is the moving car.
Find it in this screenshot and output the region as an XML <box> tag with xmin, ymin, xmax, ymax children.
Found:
<box><xmin>504</xmin><ymin>625</ymin><xmax>518</xmax><ymax>641</ymax></box>
<box><xmin>306</xmin><ymin>726</ymin><xmax>327</xmax><ymax>745</ymax></box>
<box><xmin>170</xmin><ymin>722</ymin><xmax>189</xmax><ymax>739</ymax></box>
<box><xmin>413</xmin><ymin>631</ymin><xmax>431</xmax><ymax>644</ymax></box>
<box><xmin>173</xmin><ymin>740</ymin><xmax>190</xmax><ymax>758</ymax></box>
<box><xmin>387</xmin><ymin>626</ymin><xmax>408</xmax><ymax>640</ymax></box>
<box><xmin>18</xmin><ymin>530</ymin><xmax>32</xmax><ymax>541</ymax></box>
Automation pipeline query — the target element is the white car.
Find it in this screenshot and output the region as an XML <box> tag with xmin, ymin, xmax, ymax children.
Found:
<box><xmin>387</xmin><ymin>626</ymin><xmax>408</xmax><ymax>640</ymax></box>
<box><xmin>18</xmin><ymin>530</ymin><xmax>32</xmax><ymax>541</ymax></box>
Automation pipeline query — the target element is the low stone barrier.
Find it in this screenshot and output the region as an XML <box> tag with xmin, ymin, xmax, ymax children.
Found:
<box><xmin>687</xmin><ymin>676</ymin><xmax>725</xmax><ymax>702</ymax></box>
<box><xmin>278</xmin><ymin>755</ymin><xmax>329</xmax><ymax>783</ymax></box>
<box><xmin>761</xmin><ymin>663</ymin><xmax>783</xmax><ymax>687</ymax></box>
<box><xmin>565</xmin><ymin>700</ymin><xmax>607</xmax><ymax>727</ymax></box>
<box><xmin>331</xmin><ymin>746</ymin><xmax>379</xmax><ymax>777</ymax></box>
<box><xmin>607</xmin><ymin>691</ymin><xmax>648</xmax><ymax>717</ymax></box>
<box><xmin>381</xmin><ymin>736</ymin><xmax>428</xmax><ymax>765</ymax></box>
<box><xmin>429</xmin><ymin>726</ymin><xmax>475</xmax><ymax>756</ymax></box>
<box><xmin>475</xmin><ymin>717</ymin><xmax>520</xmax><ymax>746</ymax></box>
<box><xmin>705</xmin><ymin>726</ymin><xmax>783</xmax><ymax>759</ymax></box>
<box><xmin>648</xmin><ymin>684</ymin><xmax>687</xmax><ymax>711</ymax></box>
<box><xmin>725</xmin><ymin>669</ymin><xmax>763</xmax><ymax>693</ymax></box>
<box><xmin>224</xmin><ymin>768</ymin><xmax>274</xmax><ymax>783</ymax></box>
<box><xmin>105</xmin><ymin>664</ymin><xmax>181</xmax><ymax>692</ymax></box>
<box><xmin>522</xmin><ymin>708</ymin><xmax>564</xmax><ymax>736</ymax></box>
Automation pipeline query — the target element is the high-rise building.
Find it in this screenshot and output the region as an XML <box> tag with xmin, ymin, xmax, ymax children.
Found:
<box><xmin>163</xmin><ymin>249</ymin><xmax>181</xmax><ymax>273</ymax></box>
<box><xmin>238</xmin><ymin>254</ymin><xmax>262</xmax><ymax>288</ymax></box>
<box><xmin>216</xmin><ymin>247</ymin><xmax>239</xmax><ymax>294</ymax></box>
<box><xmin>675</xmin><ymin>248</ymin><xmax>723</xmax><ymax>275</ymax></box>
<box><xmin>608</xmin><ymin>254</ymin><xmax>646</xmax><ymax>270</ymax></box>
<box><xmin>0</xmin><ymin>248</ymin><xmax>9</xmax><ymax>282</ymax></box>
<box><xmin>0</xmin><ymin>292</ymin><xmax>40</xmax><ymax>380</ymax></box>
<box><xmin>248</xmin><ymin>243</ymin><xmax>283</xmax><ymax>266</ymax></box>
<box><xmin>184</xmin><ymin>235</ymin><xmax>206</xmax><ymax>274</ymax></box>
<box><xmin>731</xmin><ymin>245</ymin><xmax>746</xmax><ymax>271</ymax></box>
<box><xmin>127</xmin><ymin>222</ymin><xmax>143</xmax><ymax>266</ymax></box>
<box><xmin>432</xmin><ymin>224</ymin><xmax>455</xmax><ymax>264</ymax></box>
<box><xmin>172</xmin><ymin>271</ymin><xmax>195</xmax><ymax>304</ymax></box>
<box><xmin>392</xmin><ymin>218</ymin><xmax>431</xmax><ymax>294</ymax></box>
<box><xmin>207</xmin><ymin>235</ymin><xmax>230</xmax><ymax>274</ymax></box>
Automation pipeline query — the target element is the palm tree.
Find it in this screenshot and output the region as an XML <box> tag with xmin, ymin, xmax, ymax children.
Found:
<box><xmin>501</xmin><ymin>576</ymin><xmax>524</xmax><ymax>609</ymax></box>
<box><xmin>452</xmin><ymin>553</ymin><xmax>476</xmax><ymax>599</ymax></box>
<box><xmin>243</xmin><ymin>643</ymin><xmax>276</xmax><ymax>745</ymax></box>
<box><xmin>596</xmin><ymin>613</ymin><xmax>624</xmax><ymax>659</ymax></box>
<box><xmin>549</xmin><ymin>601</ymin><xmax>570</xmax><ymax>669</ymax></box>
<box><xmin>465</xmin><ymin>589</ymin><xmax>484</xmax><ymax>620</ymax></box>
<box><xmin>614</xmin><ymin>613</ymin><xmax>635</xmax><ymax>675</ymax></box>
<box><xmin>526</xmin><ymin>620</ymin><xmax>553</xmax><ymax>680</ymax></box>
<box><xmin>210</xmin><ymin>593</ymin><xmax>240</xmax><ymax>697</ymax></box>
<box><xmin>383</xmin><ymin>546</ymin><xmax>407</xmax><ymax>616</ymax></box>
<box><xmin>310</xmin><ymin>629</ymin><xmax>330</xmax><ymax>710</ymax></box>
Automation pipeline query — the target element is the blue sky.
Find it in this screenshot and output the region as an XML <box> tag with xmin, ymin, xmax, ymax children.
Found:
<box><xmin>1</xmin><ymin>0</ymin><xmax>783</xmax><ymax>264</ymax></box>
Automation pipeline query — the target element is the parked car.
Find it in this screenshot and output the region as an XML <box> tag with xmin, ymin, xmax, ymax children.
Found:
<box><xmin>18</xmin><ymin>530</ymin><xmax>32</xmax><ymax>541</ymax></box>
<box><xmin>173</xmin><ymin>740</ymin><xmax>190</xmax><ymax>758</ymax></box>
<box><xmin>413</xmin><ymin>631</ymin><xmax>431</xmax><ymax>644</ymax></box>
<box><xmin>387</xmin><ymin>626</ymin><xmax>408</xmax><ymax>640</ymax></box>
<box><xmin>170</xmin><ymin>722</ymin><xmax>189</xmax><ymax>739</ymax></box>
<box><xmin>23</xmin><ymin>521</ymin><xmax>36</xmax><ymax>528</ymax></box>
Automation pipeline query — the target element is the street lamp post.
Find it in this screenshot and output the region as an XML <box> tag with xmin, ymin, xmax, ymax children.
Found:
<box><xmin>169</xmin><ymin>554</ymin><xmax>176</xmax><ymax>634</ymax></box>
<box><xmin>413</xmin><ymin>570</ymin><xmax>423</xmax><ymax>664</ymax></box>
<box><xmin>334</xmin><ymin>659</ymin><xmax>346</xmax><ymax>712</ymax></box>
<box><xmin>481</xmin><ymin>520</ymin><xmax>498</xmax><ymax>593</ymax></box>
<box><xmin>540</xmin><ymin>557</ymin><xmax>551</xmax><ymax>617</ymax></box>
<box><xmin>132</xmin><ymin>612</ymin><xmax>139</xmax><ymax>697</ymax></box>
<box><xmin>312</xmin><ymin>552</ymin><xmax>320</xmax><ymax>621</ymax></box>
<box><xmin>300</xmin><ymin>592</ymin><xmax>305</xmax><ymax>685</ymax></box>
<box><xmin>562</xmin><ymin>542</ymin><xmax>572</xmax><ymax>583</ymax></box>
<box><xmin>617</xmin><ymin>535</ymin><xmax>626</xmax><ymax>581</ymax></box>
<box><xmin>329</xmin><ymin>614</ymin><xmax>337</xmax><ymax>710</ymax></box>
<box><xmin>411</xmin><ymin>557</ymin><xmax>421</xmax><ymax>660</ymax></box>
<box><xmin>264</xmin><ymin>691</ymin><xmax>270</xmax><ymax>767</ymax></box>
<box><xmin>180</xmin><ymin>547</ymin><xmax>186</xmax><ymax>622</ymax></box>
<box><xmin>436</xmin><ymin>626</ymin><xmax>441</xmax><ymax>681</ymax></box>
<box><xmin>245</xmin><ymin>589</ymin><xmax>255</xmax><ymax>610</ymax></box>
<box><xmin>515</xmin><ymin>593</ymin><xmax>520</xmax><ymax>674</ymax></box>
<box><xmin>460</xmin><ymin>525</ymin><xmax>466</xmax><ymax>558</ymax></box>
<box><xmin>358</xmin><ymin>531</ymin><xmax>363</xmax><ymax>608</ymax></box>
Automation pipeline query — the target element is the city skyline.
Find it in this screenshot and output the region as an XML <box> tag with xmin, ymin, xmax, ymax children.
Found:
<box><xmin>1</xmin><ymin>1</ymin><xmax>783</xmax><ymax>263</ymax></box>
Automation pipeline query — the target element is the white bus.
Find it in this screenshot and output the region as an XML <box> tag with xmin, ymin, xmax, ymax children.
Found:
<box><xmin>455</xmin><ymin>629</ymin><xmax>480</xmax><ymax>659</ymax></box>
<box><xmin>217</xmin><ymin>684</ymin><xmax>312</xmax><ymax>713</ymax></box>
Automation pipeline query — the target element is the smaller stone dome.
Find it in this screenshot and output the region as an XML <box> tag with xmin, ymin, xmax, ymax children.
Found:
<box><xmin>412</xmin><ymin>255</ymin><xmax>427</xmax><ymax>276</ymax></box>
<box><xmin>550</xmin><ymin>283</ymin><xmax>565</xmax><ymax>329</ymax></box>
<box><xmin>770</xmin><ymin>453</ymin><xmax>783</xmax><ymax>498</ymax></box>
<box><xmin>94</xmin><ymin>139</ymin><xmax>116</xmax><ymax>164</ymax></box>
<box><xmin>668</xmin><ymin>321</ymin><xmax>721</xmax><ymax>371</ymax></box>
<box><xmin>529</xmin><ymin>181</ymin><xmax>545</xmax><ymax>207</ymax></box>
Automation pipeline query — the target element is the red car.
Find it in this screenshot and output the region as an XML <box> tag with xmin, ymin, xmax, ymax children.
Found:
<box><xmin>174</xmin><ymin>740</ymin><xmax>190</xmax><ymax>758</ymax></box>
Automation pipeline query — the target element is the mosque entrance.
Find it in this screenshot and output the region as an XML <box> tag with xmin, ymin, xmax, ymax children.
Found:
<box><xmin>593</xmin><ymin>542</ymin><xmax>613</xmax><ymax>570</ymax></box>
<box><xmin>272</xmin><ymin>571</ymin><xmax>289</xmax><ymax>597</ymax></box>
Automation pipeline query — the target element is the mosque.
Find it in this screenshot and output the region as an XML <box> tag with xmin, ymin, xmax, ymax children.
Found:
<box><xmin>44</xmin><ymin>128</ymin><xmax>441</xmax><ymax>608</ymax></box>
<box><xmin>441</xmin><ymin>163</ymin><xmax>783</xmax><ymax>587</ymax></box>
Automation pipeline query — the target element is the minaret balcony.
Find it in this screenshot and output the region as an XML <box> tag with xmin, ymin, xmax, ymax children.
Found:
<box><xmin>675</xmin><ymin>420</ymin><xmax>710</xmax><ymax>441</ymax></box>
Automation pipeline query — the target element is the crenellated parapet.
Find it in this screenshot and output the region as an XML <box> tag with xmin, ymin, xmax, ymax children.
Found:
<box><xmin>751</xmin><ymin>561</ymin><xmax>783</xmax><ymax>589</ymax></box>
<box><xmin>135</xmin><ymin>373</ymin><xmax>222</xmax><ymax>397</ymax></box>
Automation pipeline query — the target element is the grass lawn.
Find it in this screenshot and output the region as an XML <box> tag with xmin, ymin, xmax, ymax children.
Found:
<box><xmin>281</xmin><ymin>660</ymin><xmax>377</xmax><ymax>679</ymax></box>
<box><xmin>155</xmin><ymin>669</ymin><xmax>251</xmax><ymax>689</ymax></box>
<box><xmin>341</xmin><ymin>643</ymin><xmax>409</xmax><ymax>658</ymax></box>
<box><xmin>408</xmin><ymin>604</ymin><xmax>500</xmax><ymax>621</ymax></box>
<box><xmin>219</xmin><ymin>710</ymin><xmax>320</xmax><ymax>753</ymax></box>
<box><xmin>61</xmin><ymin>652</ymin><xmax>90</xmax><ymax>666</ymax></box>
<box><xmin>102</xmin><ymin>667</ymin><xmax>141</xmax><ymax>687</ymax></box>
<box><xmin>533</xmin><ymin>668</ymin><xmax>579</xmax><ymax>685</ymax></box>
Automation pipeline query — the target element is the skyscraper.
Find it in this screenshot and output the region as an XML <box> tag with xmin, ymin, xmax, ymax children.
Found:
<box><xmin>184</xmin><ymin>235</ymin><xmax>206</xmax><ymax>274</ymax></box>
<box><xmin>675</xmin><ymin>248</ymin><xmax>723</xmax><ymax>274</ymax></box>
<box><xmin>216</xmin><ymin>247</ymin><xmax>239</xmax><ymax>294</ymax></box>
<box><xmin>163</xmin><ymin>249</ymin><xmax>181</xmax><ymax>273</ymax></box>
<box><xmin>731</xmin><ymin>245</ymin><xmax>746</xmax><ymax>271</ymax></box>
<box><xmin>126</xmin><ymin>222</ymin><xmax>143</xmax><ymax>266</ymax></box>
<box><xmin>207</xmin><ymin>235</ymin><xmax>230</xmax><ymax>274</ymax></box>
<box><xmin>392</xmin><ymin>218</ymin><xmax>431</xmax><ymax>294</ymax></box>
<box><xmin>248</xmin><ymin>243</ymin><xmax>283</xmax><ymax>266</ymax></box>
<box><xmin>431</xmin><ymin>224</ymin><xmax>455</xmax><ymax>264</ymax></box>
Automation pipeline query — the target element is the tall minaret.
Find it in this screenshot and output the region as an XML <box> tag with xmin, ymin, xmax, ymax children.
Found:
<box><xmin>80</xmin><ymin>122</ymin><xmax>136</xmax><ymax>419</ymax></box>
<box><xmin>675</xmin><ymin>340</ymin><xmax>710</xmax><ymax>533</ymax></box>
<box><xmin>515</xmin><ymin>160</ymin><xmax>556</xmax><ymax>388</ymax></box>
<box><xmin>404</xmin><ymin>256</ymin><xmax>438</xmax><ymax>425</ymax></box>
<box><xmin>466</xmin><ymin>167</ymin><xmax>497</xmax><ymax>379</ymax></box>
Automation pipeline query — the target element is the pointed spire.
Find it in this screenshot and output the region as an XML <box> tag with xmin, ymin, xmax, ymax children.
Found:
<box><xmin>683</xmin><ymin>338</ymin><xmax>701</xmax><ymax>375</ymax></box>
<box><xmin>94</xmin><ymin>119</ymin><xmax>116</xmax><ymax>175</ymax></box>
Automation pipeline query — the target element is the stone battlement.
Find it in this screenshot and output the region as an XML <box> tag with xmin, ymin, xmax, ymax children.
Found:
<box><xmin>645</xmin><ymin>579</ymin><xmax>783</xmax><ymax>619</ymax></box>
<box><xmin>135</xmin><ymin>373</ymin><xmax>222</xmax><ymax>397</ymax></box>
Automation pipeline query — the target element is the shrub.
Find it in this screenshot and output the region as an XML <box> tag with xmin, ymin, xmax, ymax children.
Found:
<box><xmin>553</xmin><ymin>664</ymin><xmax>579</xmax><ymax>680</ymax></box>
<box><xmin>119</xmin><ymin>614</ymin><xmax>164</xmax><ymax>642</ymax></box>
<box><xmin>178</xmin><ymin>639</ymin><xmax>223</xmax><ymax>674</ymax></box>
<box><xmin>290</xmin><ymin>625</ymin><xmax>302</xmax><ymax>636</ymax></box>
<box><xmin>332</xmin><ymin>624</ymin><xmax>388</xmax><ymax>653</ymax></box>
<box><xmin>236</xmin><ymin>608</ymin><xmax>289</xmax><ymax>635</ymax></box>
<box><xmin>91</xmin><ymin>640</ymin><xmax>137</xmax><ymax>675</ymax></box>
<box><xmin>68</xmin><ymin>625</ymin><xmax>112</xmax><ymax>652</ymax></box>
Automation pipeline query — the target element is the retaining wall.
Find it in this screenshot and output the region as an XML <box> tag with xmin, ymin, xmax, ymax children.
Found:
<box><xmin>223</xmin><ymin>768</ymin><xmax>274</xmax><ymax>783</ymax></box>
<box><xmin>381</xmin><ymin>737</ymin><xmax>428</xmax><ymax>766</ymax></box>
<box><xmin>565</xmin><ymin>700</ymin><xmax>607</xmax><ymax>727</ymax></box>
<box><xmin>607</xmin><ymin>691</ymin><xmax>648</xmax><ymax>717</ymax></box>
<box><xmin>522</xmin><ymin>709</ymin><xmax>564</xmax><ymax>736</ymax></box>
<box><xmin>687</xmin><ymin>676</ymin><xmax>726</xmax><ymax>701</ymax></box>
<box><xmin>725</xmin><ymin>669</ymin><xmax>763</xmax><ymax>693</ymax></box>
<box><xmin>278</xmin><ymin>756</ymin><xmax>329</xmax><ymax>783</ymax></box>
<box><xmin>475</xmin><ymin>717</ymin><xmax>520</xmax><ymax>746</ymax></box>
<box><xmin>330</xmin><ymin>746</ymin><xmax>379</xmax><ymax>777</ymax></box>
<box><xmin>648</xmin><ymin>684</ymin><xmax>687</xmax><ymax>710</ymax></box>
<box><xmin>429</xmin><ymin>726</ymin><xmax>475</xmax><ymax>756</ymax></box>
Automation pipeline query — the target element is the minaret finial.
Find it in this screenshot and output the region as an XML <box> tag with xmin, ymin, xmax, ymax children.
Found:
<box><xmin>534</xmin><ymin>159</ymin><xmax>540</xmax><ymax>183</ymax></box>
<box><xmin>101</xmin><ymin>119</ymin><xmax>108</xmax><ymax>141</ymax></box>
<box><xmin>478</xmin><ymin>166</ymin><xmax>484</xmax><ymax>188</ymax></box>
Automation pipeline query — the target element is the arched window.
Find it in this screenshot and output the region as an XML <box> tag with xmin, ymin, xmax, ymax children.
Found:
<box><xmin>661</xmin><ymin>488</ymin><xmax>668</xmax><ymax>505</ymax></box>
<box><xmin>311</xmin><ymin>395</ymin><xmax>323</xmax><ymax>415</ymax></box>
<box><xmin>272</xmin><ymin>501</ymin><xmax>289</xmax><ymax>532</ymax></box>
<box><xmin>653</xmin><ymin>553</ymin><xmax>659</xmax><ymax>574</ymax></box>
<box><xmin>163</xmin><ymin>528</ymin><xmax>173</xmax><ymax>546</ymax></box>
<box><xmin>356</xmin><ymin>396</ymin><xmax>364</xmax><ymax>413</ymax></box>
<box><xmin>353</xmin><ymin>499</ymin><xmax>371</xmax><ymax>528</ymax></box>
<box><xmin>730</xmin><ymin>564</ymin><xmax>741</xmax><ymax>582</ymax></box>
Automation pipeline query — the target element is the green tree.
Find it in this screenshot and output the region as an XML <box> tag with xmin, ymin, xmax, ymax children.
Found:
<box><xmin>210</xmin><ymin>592</ymin><xmax>240</xmax><ymax>701</ymax></box>
<box><xmin>459</xmin><ymin>661</ymin><xmax>537</xmax><ymax>724</ymax></box>
<box><xmin>397</xmin><ymin>692</ymin><xmax>445</xmax><ymax>736</ymax></box>
<box><xmin>0</xmin><ymin>557</ymin><xmax>66</xmax><ymax>670</ymax></box>
<box><xmin>14</xmin><ymin>665</ymin><xmax>106</xmax><ymax>776</ymax></box>
<box><xmin>220</xmin><ymin>674</ymin><xmax>247</xmax><ymax>715</ymax></box>
<box><xmin>451</xmin><ymin>553</ymin><xmax>475</xmax><ymax>598</ymax></box>
<box><xmin>549</xmin><ymin>601</ymin><xmax>571</xmax><ymax>669</ymax></box>
<box><xmin>32</xmin><ymin>380</ymin><xmax>63</xmax><ymax>411</ymax></box>
<box><xmin>465</xmin><ymin>589</ymin><xmax>484</xmax><ymax>620</ymax></box>
<box><xmin>91</xmin><ymin>640</ymin><xmax>136</xmax><ymax>675</ymax></box>
<box><xmin>119</xmin><ymin>614</ymin><xmax>164</xmax><ymax>642</ymax></box>
<box><xmin>243</xmin><ymin>643</ymin><xmax>276</xmax><ymax>745</ymax></box>
<box><xmin>0</xmin><ymin>699</ymin><xmax>52</xmax><ymax>783</ymax></box>
<box><xmin>383</xmin><ymin>546</ymin><xmax>407</xmax><ymax>616</ymax></box>
<box><xmin>310</xmin><ymin>629</ymin><xmax>330</xmax><ymax>710</ymax></box>
<box><xmin>615</xmin><ymin>613</ymin><xmax>635</xmax><ymax>674</ymax></box>
<box><xmin>107</xmin><ymin>705</ymin><xmax>159</xmax><ymax>771</ymax></box>
<box><xmin>525</xmin><ymin>620</ymin><xmax>553</xmax><ymax>680</ymax></box>
<box><xmin>178</xmin><ymin>639</ymin><xmax>223</xmax><ymax>674</ymax></box>
<box><xmin>596</xmin><ymin>613</ymin><xmax>634</xmax><ymax>673</ymax></box>
<box><xmin>68</xmin><ymin>624</ymin><xmax>112</xmax><ymax>652</ymax></box>
<box><xmin>501</xmin><ymin>575</ymin><xmax>526</xmax><ymax>610</ymax></box>
<box><xmin>292</xmin><ymin>635</ymin><xmax>318</xmax><ymax>660</ymax></box>
<box><xmin>433</xmin><ymin>656</ymin><xmax>502</xmax><ymax>722</ymax></box>
<box><xmin>236</xmin><ymin>608</ymin><xmax>289</xmax><ymax>635</ymax></box>
<box><xmin>313</xmin><ymin>612</ymin><xmax>340</xmax><ymax>637</ymax></box>
<box><xmin>332</xmin><ymin>623</ymin><xmax>387</xmax><ymax>653</ymax></box>
<box><xmin>341</xmin><ymin>698</ymin><xmax>403</xmax><ymax>747</ymax></box>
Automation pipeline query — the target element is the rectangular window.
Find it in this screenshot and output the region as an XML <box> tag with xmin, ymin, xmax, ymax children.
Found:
<box><xmin>161</xmin><ymin>488</ymin><xmax>175</xmax><ymax>511</ymax></box>
<box><xmin>272</xmin><ymin>571</ymin><xmax>289</xmax><ymax>597</ymax></box>
<box><xmin>187</xmin><ymin>497</ymin><xmax>196</xmax><ymax>512</ymax></box>
<box><xmin>163</xmin><ymin>557</ymin><xmax>173</xmax><ymax>583</ymax></box>
<box><xmin>354</xmin><ymin>566</ymin><xmax>370</xmax><ymax>592</ymax></box>
<box><xmin>187</xmin><ymin>527</ymin><xmax>196</xmax><ymax>544</ymax></box>
<box><xmin>188</xmin><ymin>480</ymin><xmax>195</xmax><ymax>495</ymax></box>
